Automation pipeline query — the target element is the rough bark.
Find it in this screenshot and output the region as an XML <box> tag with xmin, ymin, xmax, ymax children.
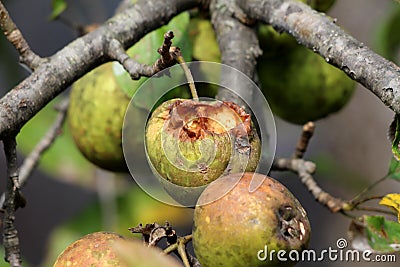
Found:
<box><xmin>211</xmin><ymin>0</ymin><xmax>262</xmax><ymax>105</ymax></box>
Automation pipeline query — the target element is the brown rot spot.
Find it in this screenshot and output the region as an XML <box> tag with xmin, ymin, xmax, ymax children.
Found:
<box><xmin>165</xmin><ymin>100</ymin><xmax>251</xmax><ymax>141</ymax></box>
<box><xmin>278</xmin><ymin>205</ymin><xmax>307</xmax><ymax>241</ymax></box>
<box><xmin>279</xmin><ymin>205</ymin><xmax>296</xmax><ymax>221</ymax></box>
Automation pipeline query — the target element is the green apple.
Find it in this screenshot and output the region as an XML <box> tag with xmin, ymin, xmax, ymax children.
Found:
<box><xmin>68</xmin><ymin>63</ymin><xmax>130</xmax><ymax>172</ymax></box>
<box><xmin>257</xmin><ymin>25</ymin><xmax>356</xmax><ymax>125</ymax></box>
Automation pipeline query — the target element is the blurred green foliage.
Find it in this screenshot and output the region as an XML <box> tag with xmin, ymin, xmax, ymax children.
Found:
<box><xmin>42</xmin><ymin>185</ymin><xmax>193</xmax><ymax>266</ymax></box>
<box><xmin>374</xmin><ymin>2</ymin><xmax>400</xmax><ymax>63</ymax></box>
<box><xmin>49</xmin><ymin>0</ymin><xmax>67</xmax><ymax>20</ymax></box>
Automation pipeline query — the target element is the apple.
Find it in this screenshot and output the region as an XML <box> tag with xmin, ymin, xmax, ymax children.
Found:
<box><xmin>257</xmin><ymin>25</ymin><xmax>356</xmax><ymax>124</ymax></box>
<box><xmin>145</xmin><ymin>98</ymin><xmax>261</xmax><ymax>205</ymax></box>
<box><xmin>53</xmin><ymin>231</ymin><xmax>181</xmax><ymax>267</ymax></box>
<box><xmin>193</xmin><ymin>172</ymin><xmax>311</xmax><ymax>267</ymax></box>
<box><xmin>68</xmin><ymin>63</ymin><xmax>131</xmax><ymax>172</ymax></box>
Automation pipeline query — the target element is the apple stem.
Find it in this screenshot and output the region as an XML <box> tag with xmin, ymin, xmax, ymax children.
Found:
<box><xmin>173</xmin><ymin>49</ymin><xmax>199</xmax><ymax>101</ymax></box>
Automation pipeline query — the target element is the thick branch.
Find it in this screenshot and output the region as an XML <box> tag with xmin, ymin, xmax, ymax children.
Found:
<box><xmin>210</xmin><ymin>0</ymin><xmax>262</xmax><ymax>104</ymax></box>
<box><xmin>0</xmin><ymin>1</ymin><xmax>43</xmax><ymax>69</ymax></box>
<box><xmin>2</xmin><ymin>137</ymin><xmax>22</xmax><ymax>267</ymax></box>
<box><xmin>238</xmin><ymin>0</ymin><xmax>400</xmax><ymax>114</ymax></box>
<box><xmin>0</xmin><ymin>0</ymin><xmax>200</xmax><ymax>140</ymax></box>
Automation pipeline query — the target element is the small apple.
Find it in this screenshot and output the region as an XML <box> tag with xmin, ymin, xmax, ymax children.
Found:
<box><xmin>257</xmin><ymin>25</ymin><xmax>355</xmax><ymax>125</ymax></box>
<box><xmin>53</xmin><ymin>231</ymin><xmax>181</xmax><ymax>267</ymax></box>
<box><xmin>68</xmin><ymin>63</ymin><xmax>131</xmax><ymax>172</ymax></box>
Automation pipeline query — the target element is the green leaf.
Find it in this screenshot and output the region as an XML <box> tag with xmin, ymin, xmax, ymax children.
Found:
<box><xmin>387</xmin><ymin>157</ymin><xmax>400</xmax><ymax>181</ymax></box>
<box><xmin>113</xmin><ymin>12</ymin><xmax>192</xmax><ymax>99</ymax></box>
<box><xmin>374</xmin><ymin>3</ymin><xmax>400</xmax><ymax>62</ymax></box>
<box><xmin>49</xmin><ymin>0</ymin><xmax>67</xmax><ymax>20</ymax></box>
<box><xmin>349</xmin><ymin>215</ymin><xmax>400</xmax><ymax>253</ymax></box>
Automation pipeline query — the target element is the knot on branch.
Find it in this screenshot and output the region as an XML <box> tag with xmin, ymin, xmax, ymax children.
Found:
<box><xmin>129</xmin><ymin>222</ymin><xmax>176</xmax><ymax>246</ymax></box>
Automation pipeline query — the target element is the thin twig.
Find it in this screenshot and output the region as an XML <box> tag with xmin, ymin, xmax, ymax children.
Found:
<box><xmin>2</xmin><ymin>137</ymin><xmax>22</xmax><ymax>267</ymax></box>
<box><xmin>273</xmin><ymin>122</ymin><xmax>393</xmax><ymax>214</ymax></box>
<box><xmin>106</xmin><ymin>39</ymin><xmax>154</xmax><ymax>79</ymax></box>
<box><xmin>153</xmin><ymin>31</ymin><xmax>176</xmax><ymax>73</ymax></box>
<box><xmin>106</xmin><ymin>31</ymin><xmax>178</xmax><ymax>80</ymax></box>
<box><xmin>166</xmin><ymin>235</ymin><xmax>194</xmax><ymax>267</ymax></box>
<box><xmin>0</xmin><ymin>99</ymin><xmax>69</xmax><ymax>208</ymax></box>
<box><xmin>164</xmin><ymin>234</ymin><xmax>192</xmax><ymax>255</ymax></box>
<box><xmin>354</xmin><ymin>206</ymin><xmax>397</xmax><ymax>216</ymax></box>
<box><xmin>349</xmin><ymin>195</ymin><xmax>386</xmax><ymax>208</ymax></box>
<box><xmin>177</xmin><ymin>237</ymin><xmax>191</xmax><ymax>267</ymax></box>
<box><xmin>107</xmin><ymin>29</ymin><xmax>199</xmax><ymax>100</ymax></box>
<box><xmin>20</xmin><ymin>99</ymin><xmax>69</xmax><ymax>185</ymax></box>
<box><xmin>348</xmin><ymin>175</ymin><xmax>388</xmax><ymax>205</ymax></box>
<box><xmin>163</xmin><ymin>243</ymin><xmax>178</xmax><ymax>254</ymax></box>
<box><xmin>0</xmin><ymin>1</ymin><xmax>43</xmax><ymax>69</ymax></box>
<box><xmin>273</xmin><ymin>157</ymin><xmax>344</xmax><ymax>212</ymax></box>
<box><xmin>131</xmin><ymin>223</ymin><xmax>198</xmax><ymax>267</ymax></box>
<box><xmin>273</xmin><ymin>122</ymin><xmax>344</xmax><ymax>212</ymax></box>
<box><xmin>293</xmin><ymin>121</ymin><xmax>315</xmax><ymax>159</ymax></box>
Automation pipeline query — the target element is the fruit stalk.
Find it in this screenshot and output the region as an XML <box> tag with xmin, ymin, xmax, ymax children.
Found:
<box><xmin>173</xmin><ymin>49</ymin><xmax>199</xmax><ymax>101</ymax></box>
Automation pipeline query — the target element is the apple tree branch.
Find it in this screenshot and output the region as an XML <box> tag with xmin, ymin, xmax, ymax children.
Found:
<box><xmin>2</xmin><ymin>137</ymin><xmax>23</xmax><ymax>267</ymax></box>
<box><xmin>238</xmin><ymin>0</ymin><xmax>400</xmax><ymax>115</ymax></box>
<box><xmin>0</xmin><ymin>0</ymin><xmax>200</xmax><ymax>140</ymax></box>
<box><xmin>0</xmin><ymin>1</ymin><xmax>43</xmax><ymax>70</ymax></box>
<box><xmin>210</xmin><ymin>0</ymin><xmax>262</xmax><ymax>104</ymax></box>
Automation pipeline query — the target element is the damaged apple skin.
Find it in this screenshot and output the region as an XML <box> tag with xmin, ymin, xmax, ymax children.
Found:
<box><xmin>145</xmin><ymin>99</ymin><xmax>261</xmax><ymax>188</ymax></box>
<box><xmin>193</xmin><ymin>172</ymin><xmax>311</xmax><ymax>267</ymax></box>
